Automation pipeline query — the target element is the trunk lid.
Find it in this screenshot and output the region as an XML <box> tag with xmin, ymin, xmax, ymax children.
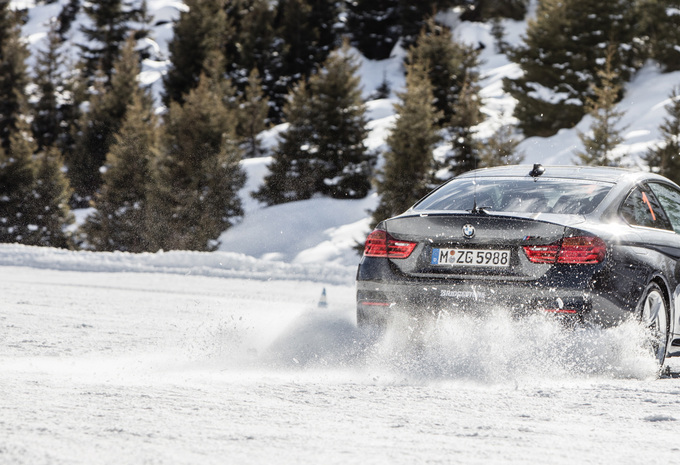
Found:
<box><xmin>384</xmin><ymin>213</ymin><xmax>568</xmax><ymax>280</ymax></box>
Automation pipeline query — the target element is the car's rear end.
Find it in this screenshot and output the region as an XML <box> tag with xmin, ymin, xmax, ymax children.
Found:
<box><xmin>356</xmin><ymin>167</ymin><xmax>623</xmax><ymax>328</ymax></box>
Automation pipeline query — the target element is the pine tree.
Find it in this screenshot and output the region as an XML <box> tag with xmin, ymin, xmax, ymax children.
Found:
<box><xmin>370</xmin><ymin>72</ymin><xmax>392</xmax><ymax>100</ymax></box>
<box><xmin>346</xmin><ymin>0</ymin><xmax>400</xmax><ymax>60</ymax></box>
<box><xmin>308</xmin><ymin>0</ymin><xmax>339</xmax><ymax>56</ymax></box>
<box><xmin>309</xmin><ymin>45</ymin><xmax>372</xmax><ymax>199</ymax></box>
<box><xmin>227</xmin><ymin>0</ymin><xmax>270</xmax><ymax>68</ymax></box>
<box><xmin>446</xmin><ymin>76</ymin><xmax>484</xmax><ymax>175</ymax></box>
<box><xmin>645</xmin><ymin>88</ymin><xmax>680</xmax><ymax>183</ymax></box>
<box><xmin>505</xmin><ymin>0</ymin><xmax>641</xmax><ymax>137</ymax></box>
<box><xmin>216</xmin><ymin>0</ymin><xmax>348</xmax><ymax>123</ymax></box>
<box><xmin>459</xmin><ymin>0</ymin><xmax>529</xmax><ymax>21</ymax></box>
<box><xmin>79</xmin><ymin>0</ymin><xmax>146</xmax><ymax>85</ymax></box>
<box><xmin>226</xmin><ymin>0</ymin><xmax>276</xmax><ymax>84</ymax></box>
<box><xmin>9</xmin><ymin>121</ymin><xmax>40</xmax><ymax>246</ymax></box>
<box><xmin>218</xmin><ymin>0</ymin><xmax>287</xmax><ymax>123</ymax></box>
<box><xmin>397</xmin><ymin>0</ymin><xmax>457</xmax><ymax>49</ymax></box>
<box><xmin>0</xmin><ymin>5</ymin><xmax>29</xmax><ymax>150</ymax></box>
<box><xmin>637</xmin><ymin>0</ymin><xmax>680</xmax><ymax>72</ymax></box>
<box><xmin>30</xmin><ymin>147</ymin><xmax>75</xmax><ymax>249</ymax></box>
<box><xmin>0</xmin><ymin>7</ymin><xmax>73</xmax><ymax>246</ymax></box>
<box><xmin>0</xmin><ymin>117</ymin><xmax>74</xmax><ymax>248</ymax></box>
<box><xmin>132</xmin><ymin>0</ymin><xmax>154</xmax><ymax>60</ymax></box>
<box><xmin>276</xmin><ymin>0</ymin><xmax>338</xmax><ymax>80</ymax></box>
<box><xmin>31</xmin><ymin>20</ymin><xmax>62</xmax><ymax>153</ymax></box>
<box><xmin>489</xmin><ymin>0</ymin><xmax>529</xmax><ymax>20</ymax></box>
<box><xmin>252</xmin><ymin>80</ymin><xmax>317</xmax><ymax>204</ymax></box>
<box><xmin>478</xmin><ymin>120</ymin><xmax>525</xmax><ymax>168</ymax></box>
<box><xmin>0</xmin><ymin>1</ymin><xmax>15</xmax><ymax>55</ymax></box>
<box><xmin>408</xmin><ymin>17</ymin><xmax>482</xmax><ymax>126</ymax></box>
<box><xmin>489</xmin><ymin>16</ymin><xmax>512</xmax><ymax>54</ymax></box>
<box><xmin>82</xmin><ymin>91</ymin><xmax>157</xmax><ymax>252</ymax></box>
<box><xmin>575</xmin><ymin>47</ymin><xmax>626</xmax><ymax>167</ymax></box>
<box><xmin>255</xmin><ymin>45</ymin><xmax>372</xmax><ymax>204</ymax></box>
<box><xmin>162</xmin><ymin>0</ymin><xmax>231</xmax><ymax>106</ymax></box>
<box><xmin>0</xmin><ymin>123</ymin><xmax>36</xmax><ymax>244</ymax></box>
<box><xmin>347</xmin><ymin>0</ymin><xmax>463</xmax><ymax>60</ymax></box>
<box><xmin>69</xmin><ymin>35</ymin><xmax>141</xmax><ymax>201</ymax></box>
<box><xmin>237</xmin><ymin>68</ymin><xmax>269</xmax><ymax>158</ymax></box>
<box><xmin>57</xmin><ymin>0</ymin><xmax>81</xmax><ymax>38</ymax></box>
<box><xmin>269</xmin><ymin>0</ymin><xmax>315</xmax><ymax>120</ymax></box>
<box><xmin>372</xmin><ymin>62</ymin><xmax>442</xmax><ymax>226</ymax></box>
<box><xmin>150</xmin><ymin>53</ymin><xmax>245</xmax><ymax>251</ymax></box>
<box><xmin>31</xmin><ymin>19</ymin><xmax>79</xmax><ymax>155</ymax></box>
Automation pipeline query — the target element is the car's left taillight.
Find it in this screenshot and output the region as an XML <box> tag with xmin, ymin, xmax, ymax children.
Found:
<box><xmin>363</xmin><ymin>229</ymin><xmax>417</xmax><ymax>259</ymax></box>
<box><xmin>524</xmin><ymin>236</ymin><xmax>606</xmax><ymax>264</ymax></box>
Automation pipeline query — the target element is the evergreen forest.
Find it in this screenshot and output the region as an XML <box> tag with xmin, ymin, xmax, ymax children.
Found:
<box><xmin>1</xmin><ymin>0</ymin><xmax>680</xmax><ymax>252</ymax></box>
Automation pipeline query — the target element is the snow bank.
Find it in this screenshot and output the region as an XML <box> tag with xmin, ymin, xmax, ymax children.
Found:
<box><xmin>218</xmin><ymin>191</ymin><xmax>378</xmax><ymax>266</ymax></box>
<box><xmin>0</xmin><ymin>243</ymin><xmax>355</xmax><ymax>285</ymax></box>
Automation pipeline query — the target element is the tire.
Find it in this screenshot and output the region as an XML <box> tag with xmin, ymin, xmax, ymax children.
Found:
<box><xmin>638</xmin><ymin>282</ymin><xmax>669</xmax><ymax>368</ymax></box>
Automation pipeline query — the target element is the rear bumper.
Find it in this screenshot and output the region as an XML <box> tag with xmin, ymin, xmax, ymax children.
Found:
<box><xmin>356</xmin><ymin>258</ymin><xmax>633</xmax><ymax>328</ymax></box>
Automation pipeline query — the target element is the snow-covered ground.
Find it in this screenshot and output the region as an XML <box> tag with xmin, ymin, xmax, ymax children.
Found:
<box><xmin>2</xmin><ymin>247</ymin><xmax>680</xmax><ymax>464</ymax></box>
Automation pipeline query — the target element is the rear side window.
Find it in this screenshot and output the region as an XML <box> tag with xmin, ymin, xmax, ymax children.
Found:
<box><xmin>619</xmin><ymin>185</ymin><xmax>672</xmax><ymax>231</ymax></box>
<box><xmin>648</xmin><ymin>182</ymin><xmax>680</xmax><ymax>233</ymax></box>
<box><xmin>413</xmin><ymin>177</ymin><xmax>612</xmax><ymax>215</ymax></box>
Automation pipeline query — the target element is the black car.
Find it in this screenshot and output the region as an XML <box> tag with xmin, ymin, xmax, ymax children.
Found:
<box><xmin>357</xmin><ymin>164</ymin><xmax>680</xmax><ymax>367</ymax></box>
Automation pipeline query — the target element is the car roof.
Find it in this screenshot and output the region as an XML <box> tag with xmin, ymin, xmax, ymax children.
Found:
<box><xmin>457</xmin><ymin>164</ymin><xmax>661</xmax><ymax>184</ymax></box>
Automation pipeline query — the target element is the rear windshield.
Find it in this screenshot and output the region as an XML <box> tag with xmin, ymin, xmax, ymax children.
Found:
<box><xmin>413</xmin><ymin>177</ymin><xmax>613</xmax><ymax>215</ymax></box>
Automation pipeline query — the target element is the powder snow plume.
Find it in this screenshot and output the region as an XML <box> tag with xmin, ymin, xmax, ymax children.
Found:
<box><xmin>195</xmin><ymin>305</ymin><xmax>661</xmax><ymax>383</ymax></box>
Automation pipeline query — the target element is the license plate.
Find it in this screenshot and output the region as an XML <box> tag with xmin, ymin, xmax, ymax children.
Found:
<box><xmin>431</xmin><ymin>248</ymin><xmax>510</xmax><ymax>267</ymax></box>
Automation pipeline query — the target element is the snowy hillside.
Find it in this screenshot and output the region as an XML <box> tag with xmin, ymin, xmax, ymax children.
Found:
<box><xmin>217</xmin><ymin>13</ymin><xmax>680</xmax><ymax>264</ymax></box>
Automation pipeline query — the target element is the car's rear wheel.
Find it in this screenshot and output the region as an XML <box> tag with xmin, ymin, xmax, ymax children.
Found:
<box><xmin>639</xmin><ymin>282</ymin><xmax>669</xmax><ymax>368</ymax></box>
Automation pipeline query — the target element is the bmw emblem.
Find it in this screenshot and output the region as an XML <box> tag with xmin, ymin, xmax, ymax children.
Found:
<box><xmin>462</xmin><ymin>224</ymin><xmax>475</xmax><ymax>239</ymax></box>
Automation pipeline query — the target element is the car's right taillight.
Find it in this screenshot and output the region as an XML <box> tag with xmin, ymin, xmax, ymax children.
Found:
<box><xmin>524</xmin><ymin>236</ymin><xmax>606</xmax><ymax>264</ymax></box>
<box><xmin>558</xmin><ymin>236</ymin><xmax>606</xmax><ymax>264</ymax></box>
<box><xmin>363</xmin><ymin>229</ymin><xmax>417</xmax><ymax>259</ymax></box>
